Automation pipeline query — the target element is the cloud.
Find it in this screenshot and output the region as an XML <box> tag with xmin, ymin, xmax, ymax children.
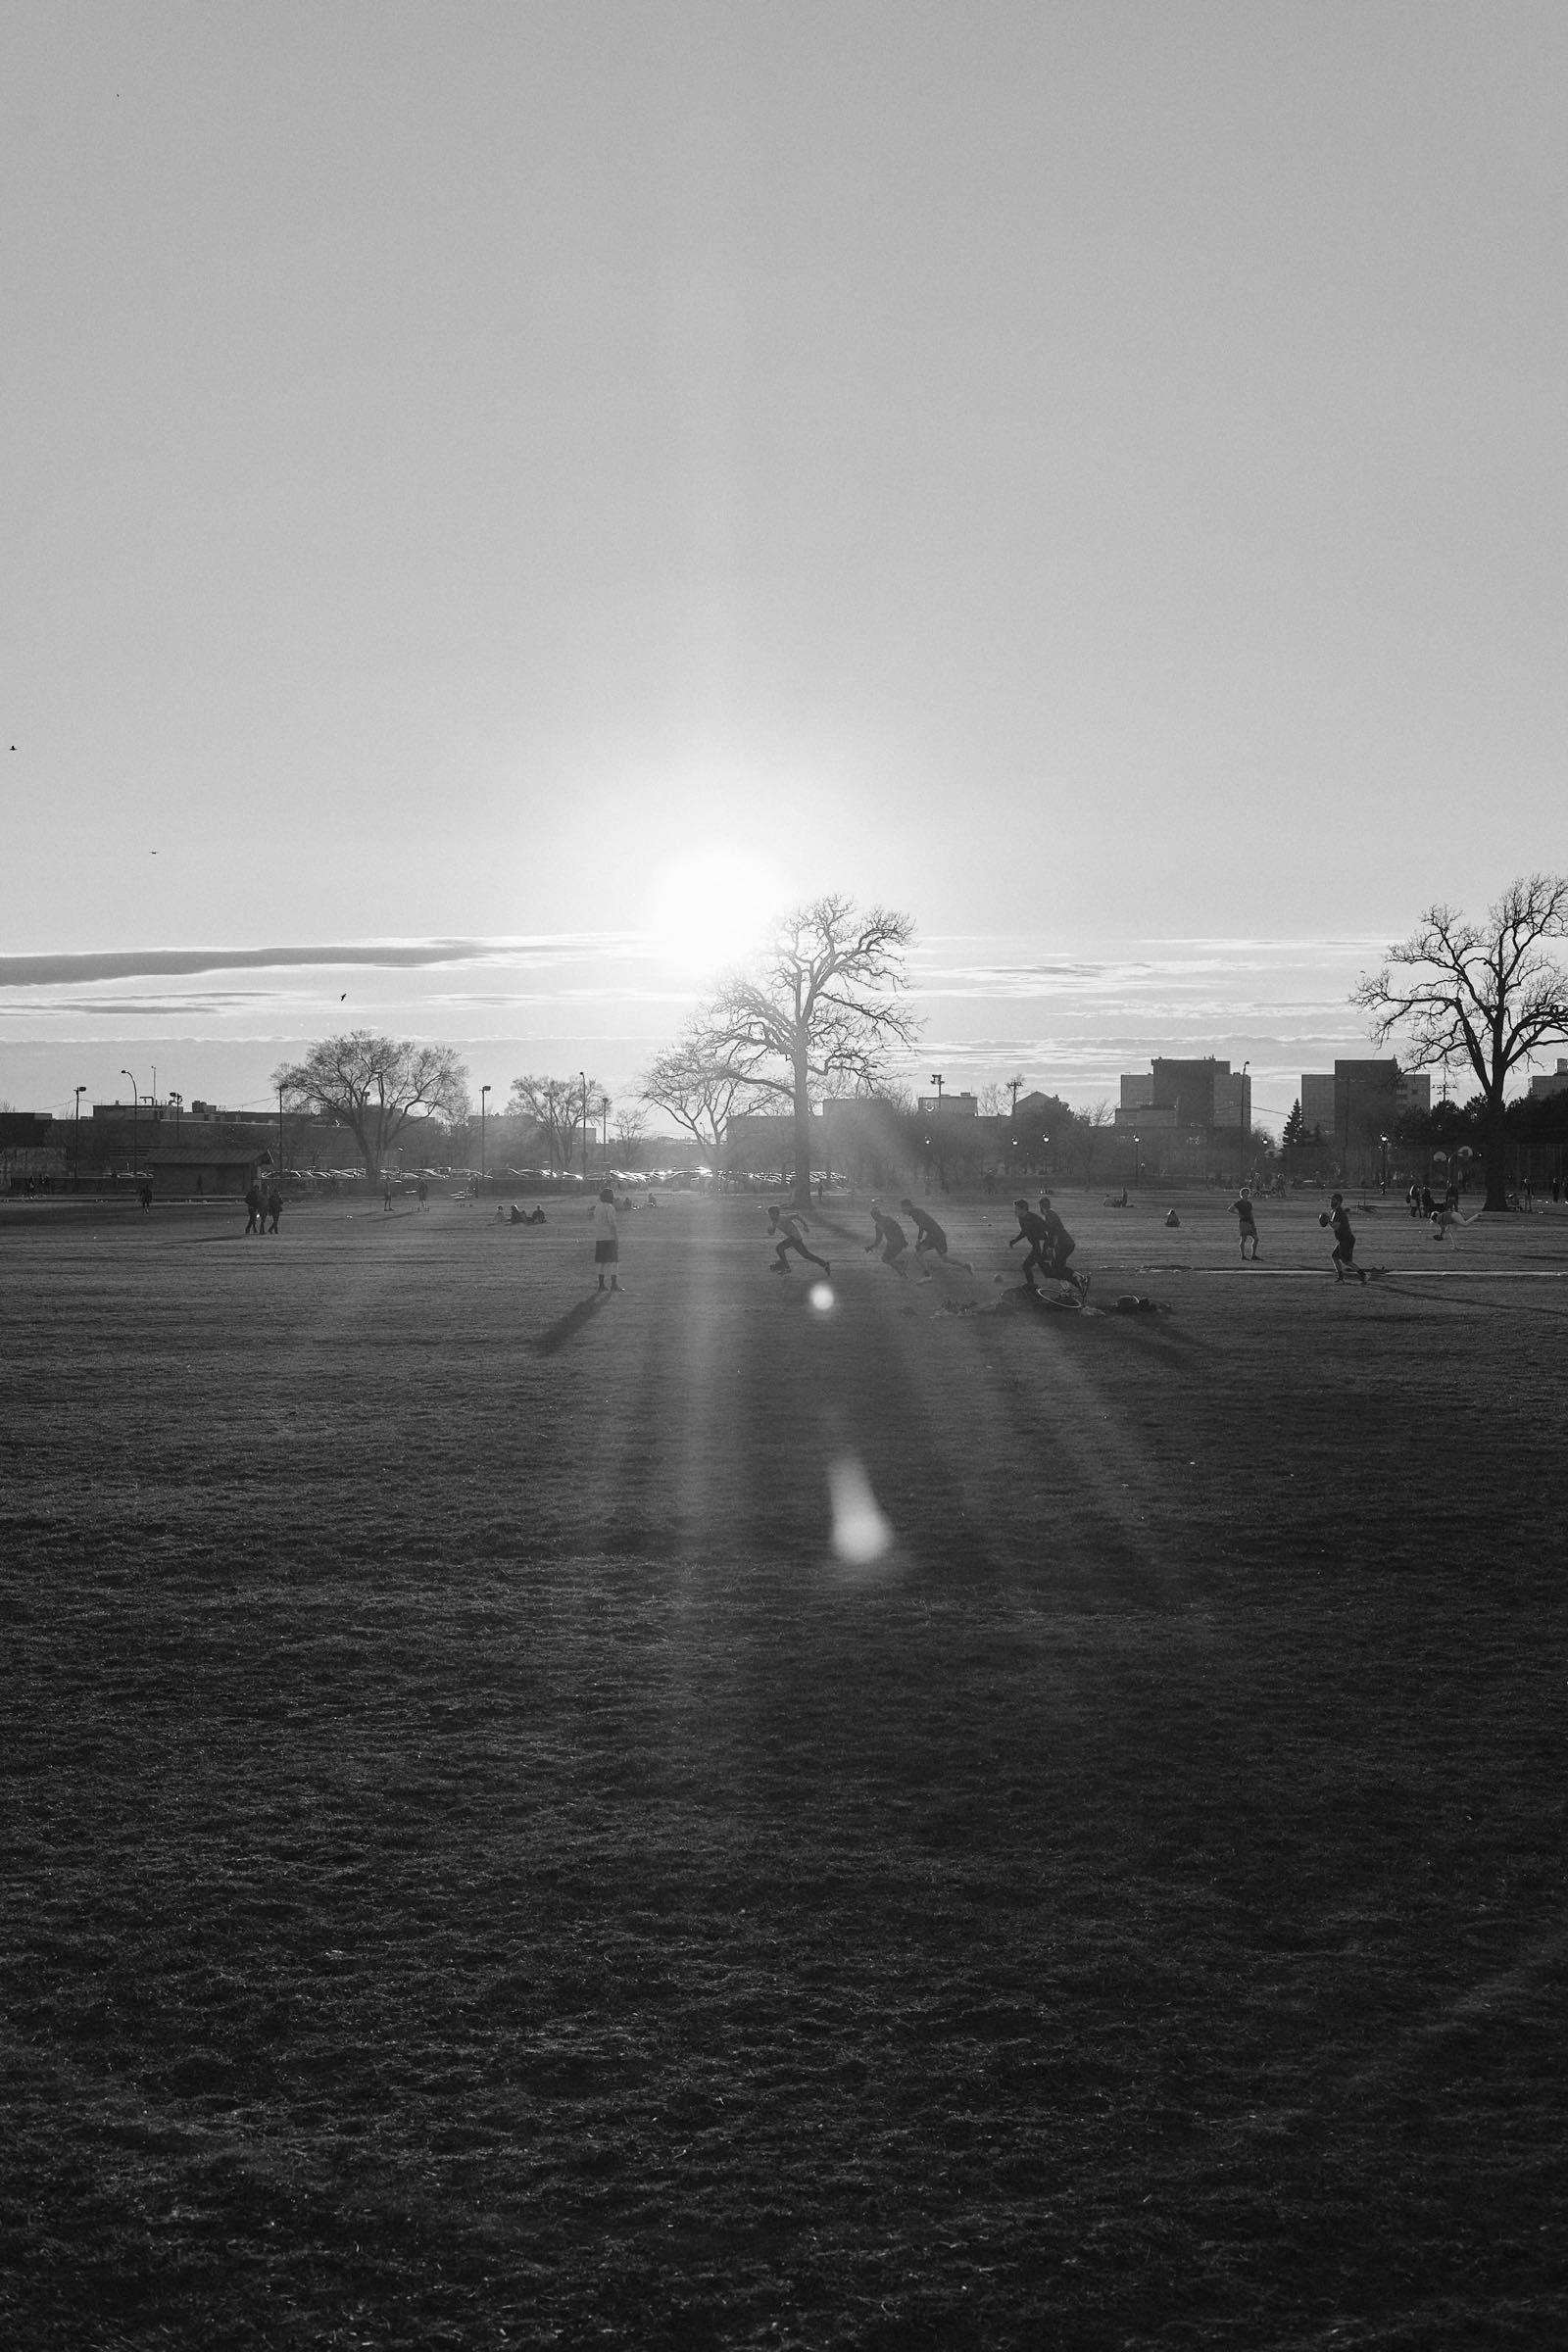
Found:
<box><xmin>0</xmin><ymin>936</ymin><xmax>635</xmax><ymax>992</ymax></box>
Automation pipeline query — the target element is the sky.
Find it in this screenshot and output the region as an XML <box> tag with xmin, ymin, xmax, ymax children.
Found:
<box><xmin>5</xmin><ymin>3</ymin><xmax>1567</xmax><ymax>1130</ymax></box>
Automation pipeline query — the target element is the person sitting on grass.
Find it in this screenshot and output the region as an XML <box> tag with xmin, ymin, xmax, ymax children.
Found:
<box><xmin>768</xmin><ymin>1204</ymin><xmax>830</xmax><ymax>1278</ymax></box>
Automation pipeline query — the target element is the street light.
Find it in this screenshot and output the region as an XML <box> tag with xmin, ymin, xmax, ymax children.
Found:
<box><xmin>580</xmin><ymin>1071</ymin><xmax>589</xmax><ymax>1185</ymax></box>
<box><xmin>74</xmin><ymin>1085</ymin><xmax>85</xmax><ymax>1190</ymax></box>
<box><xmin>1133</xmin><ymin>1133</ymin><xmax>1142</xmax><ymax>1188</ymax></box>
<box><xmin>930</xmin><ymin>1072</ymin><xmax>945</xmax><ymax>1107</ymax></box>
<box><xmin>1239</xmin><ymin>1061</ymin><xmax>1250</xmax><ymax>1191</ymax></box>
<box><xmin>122</xmin><ymin>1069</ymin><xmax>138</xmax><ymax>1187</ymax></box>
<box><xmin>480</xmin><ymin>1084</ymin><xmax>491</xmax><ymax>1188</ymax></box>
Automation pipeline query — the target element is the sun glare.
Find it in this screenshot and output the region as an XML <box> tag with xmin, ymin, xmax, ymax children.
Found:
<box><xmin>642</xmin><ymin>847</ymin><xmax>790</xmax><ymax>978</ymax></box>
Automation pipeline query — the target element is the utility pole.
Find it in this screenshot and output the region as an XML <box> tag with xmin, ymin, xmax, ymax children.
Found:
<box><xmin>74</xmin><ymin>1085</ymin><xmax>85</xmax><ymax>1190</ymax></box>
<box><xmin>122</xmin><ymin>1068</ymin><xmax>138</xmax><ymax>1187</ymax></box>
<box><xmin>1008</xmin><ymin>1075</ymin><xmax>1023</xmax><ymax>1118</ymax></box>
<box><xmin>1239</xmin><ymin>1061</ymin><xmax>1250</xmax><ymax>1192</ymax></box>
<box><xmin>480</xmin><ymin>1084</ymin><xmax>491</xmax><ymax>1189</ymax></box>
<box><xmin>278</xmin><ymin>1083</ymin><xmax>285</xmax><ymax>1186</ymax></box>
<box><xmin>580</xmin><ymin>1071</ymin><xmax>589</xmax><ymax>1185</ymax></box>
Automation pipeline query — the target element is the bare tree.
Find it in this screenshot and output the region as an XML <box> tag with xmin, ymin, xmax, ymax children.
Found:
<box><xmin>977</xmin><ymin>1082</ymin><xmax>1007</xmax><ymax>1117</ymax></box>
<box><xmin>274</xmin><ymin>1033</ymin><xmax>468</xmax><ymax>1184</ymax></box>
<box><xmin>612</xmin><ymin>1102</ymin><xmax>651</xmax><ymax>1168</ymax></box>
<box><xmin>1078</xmin><ymin>1098</ymin><xmax>1115</xmax><ymax>1191</ymax></box>
<box><xmin>509</xmin><ymin>1073</ymin><xmax>602</xmax><ymax>1176</ymax></box>
<box><xmin>698</xmin><ymin>895</ymin><xmax>920</xmax><ymax>1207</ymax></box>
<box><xmin>1352</xmin><ymin>873</ymin><xmax>1568</xmax><ymax>1209</ymax></box>
<box><xmin>641</xmin><ymin>1027</ymin><xmax>765</xmax><ymax>1162</ymax></box>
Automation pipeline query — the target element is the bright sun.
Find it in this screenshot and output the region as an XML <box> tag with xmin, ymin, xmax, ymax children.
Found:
<box><xmin>642</xmin><ymin>847</ymin><xmax>791</xmax><ymax>977</ymax></box>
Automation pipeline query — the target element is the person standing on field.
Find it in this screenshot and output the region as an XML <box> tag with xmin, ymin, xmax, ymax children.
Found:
<box><xmin>244</xmin><ymin>1180</ymin><xmax>263</xmax><ymax>1235</ymax></box>
<box><xmin>1230</xmin><ymin>1190</ymin><xmax>1260</xmax><ymax>1260</ymax></box>
<box><xmin>267</xmin><ymin>1184</ymin><xmax>283</xmax><ymax>1234</ymax></box>
<box><xmin>593</xmin><ymin>1187</ymin><xmax>622</xmax><ymax>1291</ymax></box>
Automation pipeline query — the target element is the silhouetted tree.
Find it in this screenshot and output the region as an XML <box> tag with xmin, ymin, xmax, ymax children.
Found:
<box><xmin>274</xmin><ymin>1034</ymin><xmax>468</xmax><ymax>1186</ymax></box>
<box><xmin>1353</xmin><ymin>874</ymin><xmax>1568</xmax><ymax>1209</ymax></box>
<box><xmin>695</xmin><ymin>896</ymin><xmax>920</xmax><ymax>1207</ymax></box>
<box><xmin>509</xmin><ymin>1073</ymin><xmax>601</xmax><ymax>1175</ymax></box>
<box><xmin>641</xmin><ymin>1028</ymin><xmax>765</xmax><ymax>1163</ymax></box>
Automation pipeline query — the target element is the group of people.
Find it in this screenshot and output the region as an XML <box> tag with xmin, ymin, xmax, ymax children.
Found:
<box><xmin>243</xmin><ymin>1181</ymin><xmax>282</xmax><ymax>1235</ymax></box>
<box><xmin>764</xmin><ymin>1192</ymin><xmax>1086</xmax><ymax>1301</ymax></box>
<box><xmin>761</xmin><ymin>1185</ymin><xmax>1390</xmax><ymax>1296</ymax></box>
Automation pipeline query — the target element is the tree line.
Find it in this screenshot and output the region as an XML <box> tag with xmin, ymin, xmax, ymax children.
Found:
<box><xmin>275</xmin><ymin>874</ymin><xmax>1568</xmax><ymax>1211</ymax></box>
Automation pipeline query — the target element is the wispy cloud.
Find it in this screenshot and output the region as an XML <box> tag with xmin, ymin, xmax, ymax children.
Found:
<box><xmin>0</xmin><ymin>935</ymin><xmax>635</xmax><ymax>992</ymax></box>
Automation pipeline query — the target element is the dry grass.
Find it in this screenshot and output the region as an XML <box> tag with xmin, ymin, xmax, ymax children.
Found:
<box><xmin>3</xmin><ymin>1186</ymin><xmax>1567</xmax><ymax>2348</ymax></box>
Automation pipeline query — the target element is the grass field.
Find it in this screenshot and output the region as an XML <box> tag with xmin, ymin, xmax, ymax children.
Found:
<box><xmin>4</xmin><ymin>1185</ymin><xmax>1567</xmax><ymax>2349</ymax></box>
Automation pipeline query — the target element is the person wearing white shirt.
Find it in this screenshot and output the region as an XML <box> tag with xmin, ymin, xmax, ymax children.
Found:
<box><xmin>592</xmin><ymin>1189</ymin><xmax>621</xmax><ymax>1292</ymax></box>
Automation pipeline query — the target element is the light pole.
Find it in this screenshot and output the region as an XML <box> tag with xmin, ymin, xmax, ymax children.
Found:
<box><xmin>1133</xmin><ymin>1133</ymin><xmax>1141</xmax><ymax>1189</ymax></box>
<box><xmin>1008</xmin><ymin>1075</ymin><xmax>1023</xmax><ymax>1118</ymax></box>
<box><xmin>74</xmin><ymin>1085</ymin><xmax>85</xmax><ymax>1190</ymax></box>
<box><xmin>122</xmin><ymin>1068</ymin><xmax>138</xmax><ymax>1186</ymax></box>
<box><xmin>1239</xmin><ymin>1061</ymin><xmax>1250</xmax><ymax>1192</ymax></box>
<box><xmin>171</xmin><ymin>1090</ymin><xmax>181</xmax><ymax>1136</ymax></box>
<box><xmin>930</xmin><ymin>1072</ymin><xmax>945</xmax><ymax>1109</ymax></box>
<box><xmin>1379</xmin><ymin>1132</ymin><xmax>1390</xmax><ymax>1194</ymax></box>
<box><xmin>480</xmin><ymin>1084</ymin><xmax>491</xmax><ymax>1189</ymax></box>
<box><xmin>580</xmin><ymin>1071</ymin><xmax>589</xmax><ymax>1185</ymax></box>
<box><xmin>278</xmin><ymin>1083</ymin><xmax>286</xmax><ymax>1185</ymax></box>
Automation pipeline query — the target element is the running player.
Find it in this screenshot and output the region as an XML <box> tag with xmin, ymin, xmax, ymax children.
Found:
<box><xmin>768</xmin><ymin>1204</ymin><xmax>830</xmax><ymax>1277</ymax></box>
<box><xmin>1009</xmin><ymin>1197</ymin><xmax>1086</xmax><ymax>1298</ymax></box>
<box><xmin>1326</xmin><ymin>1192</ymin><xmax>1366</xmax><ymax>1285</ymax></box>
<box><xmin>1036</xmin><ymin>1194</ymin><xmax>1087</xmax><ymax>1297</ymax></box>
<box><xmin>865</xmin><ymin>1200</ymin><xmax>909</xmax><ymax>1278</ymax></box>
<box><xmin>898</xmin><ymin>1196</ymin><xmax>972</xmax><ymax>1274</ymax></box>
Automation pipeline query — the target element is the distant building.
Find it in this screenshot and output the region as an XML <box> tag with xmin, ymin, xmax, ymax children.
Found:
<box><xmin>1300</xmin><ymin>1073</ymin><xmax>1336</xmax><ymax>1135</ymax></box>
<box><xmin>147</xmin><ymin>1147</ymin><xmax>263</xmax><ymax>1198</ymax></box>
<box><xmin>1110</xmin><ymin>1057</ymin><xmax>1251</xmax><ymax>1178</ymax></box>
<box><xmin>1113</xmin><ymin>1057</ymin><xmax>1250</xmax><ymax>1136</ymax></box>
<box><xmin>1529</xmin><ymin>1058</ymin><xmax>1568</xmax><ymax>1102</ymax></box>
<box><xmin>916</xmin><ymin>1092</ymin><xmax>978</xmax><ymax>1118</ymax></box>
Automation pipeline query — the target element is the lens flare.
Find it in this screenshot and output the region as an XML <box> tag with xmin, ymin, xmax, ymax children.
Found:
<box><xmin>808</xmin><ymin>1281</ymin><xmax>835</xmax><ymax>1313</ymax></box>
<box><xmin>828</xmin><ymin>1453</ymin><xmax>895</xmax><ymax>1568</ymax></box>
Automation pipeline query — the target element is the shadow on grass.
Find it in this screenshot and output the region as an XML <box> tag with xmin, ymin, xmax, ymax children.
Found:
<box><xmin>533</xmin><ymin>1292</ymin><xmax>608</xmax><ymax>1356</ymax></box>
